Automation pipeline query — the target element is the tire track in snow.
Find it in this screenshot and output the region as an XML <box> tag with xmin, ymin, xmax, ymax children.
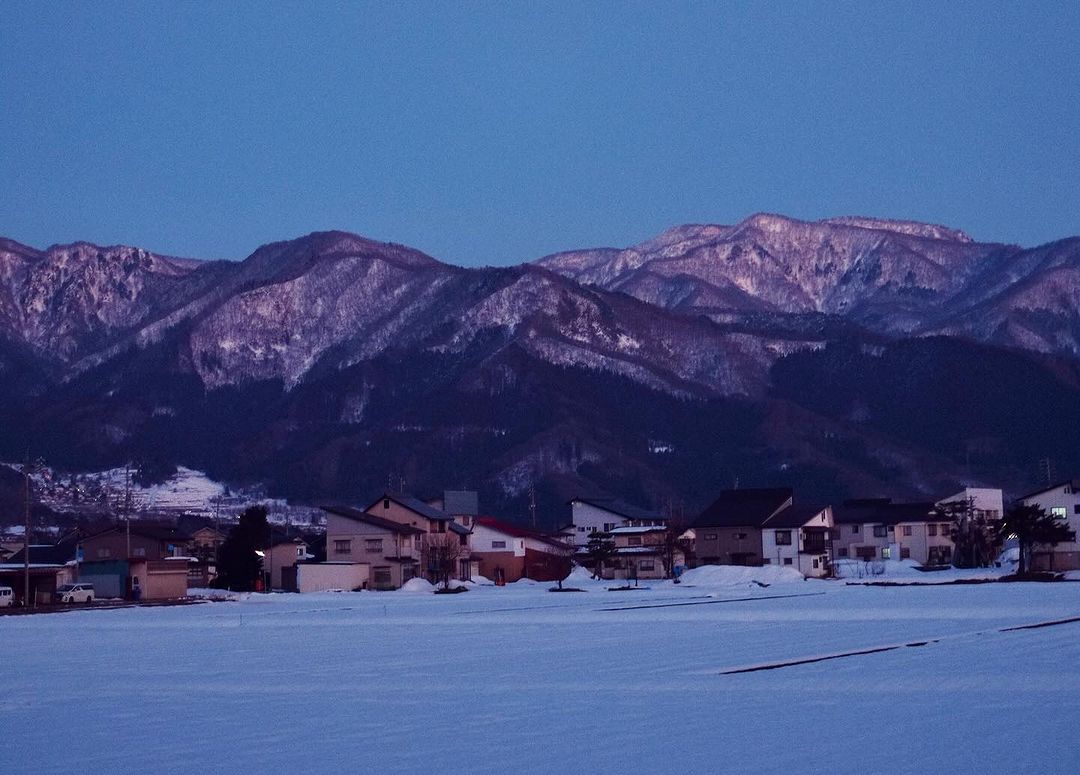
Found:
<box><xmin>716</xmin><ymin>615</ymin><xmax>1080</xmax><ymax>675</ymax></box>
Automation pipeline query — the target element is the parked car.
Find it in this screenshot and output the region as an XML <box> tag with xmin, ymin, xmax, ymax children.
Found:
<box><xmin>54</xmin><ymin>583</ymin><xmax>95</xmax><ymax>604</ymax></box>
<box><xmin>0</xmin><ymin>585</ymin><xmax>13</xmax><ymax>607</ymax></box>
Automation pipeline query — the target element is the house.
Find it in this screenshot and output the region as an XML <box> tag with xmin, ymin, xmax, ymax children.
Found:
<box><xmin>427</xmin><ymin>490</ymin><xmax>480</xmax><ymax>530</ymax></box>
<box><xmin>759</xmin><ymin>505</ymin><xmax>832</xmax><ymax>577</ymax></box>
<box><xmin>832</xmin><ymin>499</ymin><xmax>952</xmax><ymax>565</ymax></box>
<box><xmin>691</xmin><ymin>489</ymin><xmax>832</xmax><ymax>577</ymax></box>
<box><xmin>322</xmin><ymin>505</ymin><xmax>424</xmax><ymax>590</ymax></box>
<box><xmin>77</xmin><ymin>522</ymin><xmax>191</xmax><ymax>600</ymax></box>
<box><xmin>363</xmin><ymin>492</ymin><xmax>477</xmax><ymax>583</ymax></box>
<box><xmin>0</xmin><ymin>534</ymin><xmax>80</xmax><ymax>605</ymax></box>
<box><xmin>937</xmin><ymin>487</ymin><xmax>1004</xmax><ymax>521</ymax></box>
<box><xmin>565</xmin><ymin>497</ymin><xmax>665</xmax><ymax>546</ymax></box>
<box><xmin>605</xmin><ymin>525</ymin><xmax>680</xmax><ymax>581</ymax></box>
<box><xmin>469</xmin><ymin>516</ymin><xmax>572</xmax><ymax>583</ymax></box>
<box><xmin>262</xmin><ymin>530</ymin><xmax>311</xmax><ymax>591</ymax></box>
<box><xmin>1018</xmin><ymin>479</ymin><xmax>1080</xmax><ymax>570</ymax></box>
<box><xmin>693</xmin><ymin>488</ymin><xmax>793</xmax><ymax>567</ymax></box>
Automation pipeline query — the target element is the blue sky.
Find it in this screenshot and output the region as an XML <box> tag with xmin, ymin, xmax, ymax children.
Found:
<box><xmin>2</xmin><ymin>2</ymin><xmax>1078</xmax><ymax>265</ymax></box>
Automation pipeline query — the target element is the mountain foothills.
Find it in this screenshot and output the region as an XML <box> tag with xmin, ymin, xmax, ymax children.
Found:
<box><xmin>2</xmin><ymin>214</ymin><xmax>1080</xmax><ymax>524</ymax></box>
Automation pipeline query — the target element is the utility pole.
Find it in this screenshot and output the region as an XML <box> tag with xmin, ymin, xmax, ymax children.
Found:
<box><xmin>529</xmin><ymin>484</ymin><xmax>537</xmax><ymax>529</ymax></box>
<box><xmin>23</xmin><ymin>454</ymin><xmax>31</xmax><ymax>607</ymax></box>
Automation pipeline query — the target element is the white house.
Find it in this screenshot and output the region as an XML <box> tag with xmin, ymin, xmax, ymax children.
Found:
<box><xmin>760</xmin><ymin>505</ymin><xmax>832</xmax><ymax>578</ymax></box>
<box><xmin>1019</xmin><ymin>480</ymin><xmax>1080</xmax><ymax>570</ymax></box>
<box><xmin>565</xmin><ymin>498</ymin><xmax>665</xmax><ymax>547</ymax></box>
<box><xmin>936</xmin><ymin>487</ymin><xmax>1004</xmax><ymax>521</ymax></box>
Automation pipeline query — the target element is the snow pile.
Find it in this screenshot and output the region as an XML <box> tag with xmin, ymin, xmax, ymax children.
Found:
<box><xmin>400</xmin><ymin>578</ymin><xmax>435</xmax><ymax>593</ymax></box>
<box><xmin>833</xmin><ymin>558</ymin><xmax>1007</xmax><ymax>583</ymax></box>
<box><xmin>187</xmin><ymin>587</ymin><xmax>244</xmax><ymax>601</ymax></box>
<box><xmin>678</xmin><ymin>564</ymin><xmax>806</xmax><ymax>587</ymax></box>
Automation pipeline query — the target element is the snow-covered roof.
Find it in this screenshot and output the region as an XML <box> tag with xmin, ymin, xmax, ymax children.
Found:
<box><xmin>608</xmin><ymin>525</ymin><xmax>666</xmax><ymax>535</ymax></box>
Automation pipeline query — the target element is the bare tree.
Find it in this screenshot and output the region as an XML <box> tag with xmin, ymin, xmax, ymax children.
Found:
<box><xmin>548</xmin><ymin>538</ymin><xmax>577</xmax><ymax>590</ymax></box>
<box><xmin>422</xmin><ymin>532</ymin><xmax>468</xmax><ymax>589</ymax></box>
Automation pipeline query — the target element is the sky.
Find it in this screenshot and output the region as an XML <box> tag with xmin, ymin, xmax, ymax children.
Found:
<box><xmin>2</xmin><ymin>1</ymin><xmax>1079</xmax><ymax>266</ymax></box>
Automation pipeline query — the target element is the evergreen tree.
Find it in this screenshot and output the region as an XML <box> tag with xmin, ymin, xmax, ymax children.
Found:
<box><xmin>997</xmin><ymin>503</ymin><xmax>1075</xmax><ymax>575</ymax></box>
<box><xmin>937</xmin><ymin>497</ymin><xmax>997</xmax><ymax>568</ymax></box>
<box><xmin>215</xmin><ymin>506</ymin><xmax>268</xmax><ymax>590</ymax></box>
<box><xmin>585</xmin><ymin>530</ymin><xmax>616</xmax><ymax>580</ymax></box>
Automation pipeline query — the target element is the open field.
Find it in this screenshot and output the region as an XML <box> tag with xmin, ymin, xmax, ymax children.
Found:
<box><xmin>2</xmin><ymin>574</ymin><xmax>1079</xmax><ymax>774</ymax></box>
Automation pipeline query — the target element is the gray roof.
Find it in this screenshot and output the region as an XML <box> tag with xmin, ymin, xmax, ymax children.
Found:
<box><xmin>570</xmin><ymin>497</ymin><xmax>664</xmax><ymax>522</ymax></box>
<box><xmin>365</xmin><ymin>492</ymin><xmax>452</xmax><ymax>521</ymax></box>
<box><xmin>321</xmin><ymin>506</ymin><xmax>425</xmax><ymax>535</ymax></box>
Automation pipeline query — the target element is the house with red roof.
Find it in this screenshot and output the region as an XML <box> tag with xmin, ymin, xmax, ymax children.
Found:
<box><xmin>470</xmin><ymin>516</ymin><xmax>573</xmax><ymax>584</ymax></box>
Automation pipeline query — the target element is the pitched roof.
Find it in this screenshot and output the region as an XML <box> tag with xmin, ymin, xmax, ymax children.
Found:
<box><xmin>833</xmin><ymin>499</ymin><xmax>936</xmax><ymax>526</ymax></box>
<box><xmin>321</xmin><ymin>506</ymin><xmax>425</xmax><ymax>535</ymax></box>
<box><xmin>693</xmin><ymin>488</ymin><xmax>793</xmax><ymax>528</ymax></box>
<box><xmin>1017</xmin><ymin>479</ymin><xmax>1079</xmax><ymax>502</ymax></box>
<box><xmin>762</xmin><ymin>504</ymin><xmax>830</xmax><ymax>529</ymax></box>
<box><xmin>363</xmin><ymin>492</ymin><xmax>452</xmax><ymax>521</ymax></box>
<box><xmin>473</xmin><ymin>517</ymin><xmax>570</xmax><ymax>549</ymax></box>
<box><xmin>82</xmin><ymin>522</ymin><xmax>192</xmax><ymax>544</ymax></box>
<box><xmin>6</xmin><ymin>541</ymin><xmax>79</xmax><ymax>565</ymax></box>
<box><xmin>569</xmin><ymin>497</ymin><xmax>664</xmax><ymax>522</ymax></box>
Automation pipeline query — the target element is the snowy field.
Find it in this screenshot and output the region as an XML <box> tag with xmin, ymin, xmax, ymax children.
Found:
<box><xmin>3</xmin><ymin>571</ymin><xmax>1079</xmax><ymax>774</ymax></box>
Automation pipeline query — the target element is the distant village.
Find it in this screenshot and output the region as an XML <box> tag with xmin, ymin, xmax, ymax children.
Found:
<box><xmin>2</xmin><ymin>476</ymin><xmax>1078</xmax><ymax>608</ymax></box>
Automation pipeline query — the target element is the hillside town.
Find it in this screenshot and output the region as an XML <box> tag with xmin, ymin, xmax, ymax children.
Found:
<box><xmin>3</xmin><ymin>476</ymin><xmax>1077</xmax><ymax>609</ymax></box>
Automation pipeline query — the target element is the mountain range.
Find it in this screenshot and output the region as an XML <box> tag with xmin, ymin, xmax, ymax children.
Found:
<box><xmin>2</xmin><ymin>213</ymin><xmax>1079</xmax><ymax>525</ymax></box>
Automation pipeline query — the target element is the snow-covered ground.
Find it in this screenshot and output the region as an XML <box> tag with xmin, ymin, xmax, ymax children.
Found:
<box><xmin>3</xmin><ymin>576</ymin><xmax>1079</xmax><ymax>774</ymax></box>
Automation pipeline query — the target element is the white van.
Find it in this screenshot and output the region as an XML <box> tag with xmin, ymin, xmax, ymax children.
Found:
<box><xmin>54</xmin><ymin>583</ymin><xmax>95</xmax><ymax>604</ymax></box>
<box><xmin>0</xmin><ymin>586</ymin><xmax>13</xmax><ymax>607</ymax></box>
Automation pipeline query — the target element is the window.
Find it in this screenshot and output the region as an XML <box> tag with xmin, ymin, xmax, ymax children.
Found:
<box><xmin>1052</xmin><ymin>507</ymin><xmax>1067</xmax><ymax>520</ymax></box>
<box><xmin>1074</xmin><ymin>505</ymin><xmax>1080</xmax><ymax>515</ymax></box>
<box><xmin>383</xmin><ymin>498</ymin><xmax>390</xmax><ymax>509</ymax></box>
<box><xmin>133</xmin><ymin>547</ymin><xmax>146</xmax><ymax>557</ymax></box>
<box><xmin>333</xmin><ymin>539</ymin><xmax>352</xmax><ymax>555</ymax></box>
<box><xmin>603</xmin><ymin>523</ymin><xmax>616</xmax><ymax>532</ymax></box>
<box><xmin>628</xmin><ymin>536</ymin><xmax>642</xmax><ymax>546</ymax></box>
<box><xmin>296</xmin><ymin>547</ymin><xmax>304</xmax><ymax>557</ymax></box>
<box><xmin>837</xmin><ymin>547</ymin><xmax>848</xmax><ymax>558</ymax></box>
<box><xmin>783</xmin><ymin>558</ymin><xmax>793</xmax><ymax>565</ymax></box>
<box><xmin>639</xmin><ymin>560</ymin><xmax>655</xmax><ymax>571</ymax></box>
<box><xmin>902</xmin><ymin>526</ymin><xmax>913</xmax><ymax>536</ymax></box>
<box><xmin>928</xmin><ymin>524</ymin><xmax>937</xmax><ymax>537</ymax></box>
<box><xmin>578</xmin><ymin>526</ymin><xmax>586</xmax><ymax>532</ymax></box>
<box><xmin>900</xmin><ymin>547</ymin><xmax>911</xmax><ymax>559</ymax></box>
<box><xmin>704</xmin><ymin>533</ymin><xmax>717</xmax><ymax>541</ymax></box>
<box><xmin>851</xmin><ymin>525</ymin><xmax>860</xmax><ymax>534</ymax></box>
<box><xmin>734</xmin><ymin>532</ymin><xmax>748</xmax><ymax>540</ymax></box>
<box><xmin>364</xmin><ymin>539</ymin><xmax>383</xmax><ymax>554</ymax></box>
<box><xmin>491</xmin><ymin>540</ymin><xmax>507</xmax><ymax>549</ymax></box>
<box><xmin>812</xmin><ymin>558</ymin><xmax>819</xmax><ymax>569</ymax></box>
<box><xmin>940</xmin><ymin>524</ymin><xmax>950</xmax><ymax>534</ymax></box>
<box><xmin>881</xmin><ymin>547</ymin><xmax>891</xmax><ymax>559</ymax></box>
<box><xmin>873</xmin><ymin>526</ymin><xmax>887</xmax><ymax>538</ymax></box>
<box><xmin>97</xmin><ymin>548</ymin><xmax>110</xmax><ymax>558</ymax></box>
<box><xmin>774</xmin><ymin>530</ymin><xmax>792</xmax><ymax>545</ymax></box>
<box><xmin>372</xmin><ymin>567</ymin><xmax>392</xmax><ymax>587</ymax></box>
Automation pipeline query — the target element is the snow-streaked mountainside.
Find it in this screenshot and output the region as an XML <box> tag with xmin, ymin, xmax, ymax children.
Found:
<box><xmin>2</xmin><ymin>214</ymin><xmax>1080</xmax><ymax>519</ymax></box>
<box><xmin>538</xmin><ymin>213</ymin><xmax>1080</xmax><ymax>355</ymax></box>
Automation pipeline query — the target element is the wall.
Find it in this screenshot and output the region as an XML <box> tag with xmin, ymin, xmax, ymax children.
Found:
<box><xmin>694</xmin><ymin>527</ymin><xmax>763</xmax><ymax>566</ymax></box>
<box><xmin>1022</xmin><ymin>484</ymin><xmax>1080</xmax><ymax>569</ymax></box>
<box><xmin>297</xmin><ymin>563</ymin><xmax>370</xmax><ymax>593</ymax></box>
<box><xmin>569</xmin><ymin>503</ymin><xmax>623</xmax><ymax>546</ymax></box>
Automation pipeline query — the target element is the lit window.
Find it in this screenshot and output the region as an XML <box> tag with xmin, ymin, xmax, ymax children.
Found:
<box><xmin>1052</xmin><ymin>507</ymin><xmax>1067</xmax><ymax>520</ymax></box>
<box><xmin>881</xmin><ymin>547</ymin><xmax>891</xmax><ymax>559</ymax></box>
